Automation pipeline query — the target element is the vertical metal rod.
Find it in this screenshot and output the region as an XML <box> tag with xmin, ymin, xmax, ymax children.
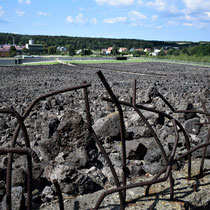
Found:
<box><xmin>53</xmin><ymin>179</ymin><xmax>64</xmax><ymax>210</ymax></box>
<box><xmin>82</xmin><ymin>82</ymin><xmax>125</xmax><ymax>210</ymax></box>
<box><xmin>200</xmin><ymin>100</ymin><xmax>210</xmax><ymax>176</ymax></box>
<box><xmin>97</xmin><ymin>71</ymin><xmax>127</xmax><ymax>202</ymax></box>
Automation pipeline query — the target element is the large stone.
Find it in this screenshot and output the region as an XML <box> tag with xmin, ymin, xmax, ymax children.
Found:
<box><xmin>1</xmin><ymin>186</ymin><xmax>24</xmax><ymax>210</ymax></box>
<box><xmin>93</xmin><ymin>112</ymin><xmax>120</xmax><ymax>139</ymax></box>
<box><xmin>184</xmin><ymin>118</ymin><xmax>201</xmax><ymax>135</ymax></box>
<box><xmin>126</xmin><ymin>139</ymin><xmax>147</xmax><ymax>160</ymax></box>
<box><xmin>46</xmin><ymin>165</ymin><xmax>102</xmax><ymax>195</ymax></box>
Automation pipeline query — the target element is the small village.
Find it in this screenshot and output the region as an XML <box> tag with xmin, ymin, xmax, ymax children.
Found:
<box><xmin>0</xmin><ymin>39</ymin><xmax>171</xmax><ymax>57</ymax></box>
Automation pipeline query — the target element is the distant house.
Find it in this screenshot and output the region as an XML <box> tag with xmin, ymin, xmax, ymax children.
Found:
<box><xmin>136</xmin><ymin>48</ymin><xmax>144</xmax><ymax>51</ymax></box>
<box><xmin>118</xmin><ymin>47</ymin><xmax>127</xmax><ymax>53</ymax></box>
<box><xmin>106</xmin><ymin>47</ymin><xmax>113</xmax><ymax>54</ymax></box>
<box><xmin>26</xmin><ymin>40</ymin><xmax>43</xmax><ymax>53</ymax></box>
<box><xmin>101</xmin><ymin>49</ymin><xmax>107</xmax><ymax>54</ymax></box>
<box><xmin>151</xmin><ymin>49</ymin><xmax>161</xmax><ymax>56</ymax></box>
<box><xmin>76</xmin><ymin>49</ymin><xmax>82</xmax><ymax>54</ymax></box>
<box><xmin>129</xmin><ymin>48</ymin><xmax>135</xmax><ymax>52</ymax></box>
<box><xmin>0</xmin><ymin>44</ymin><xmax>25</xmax><ymax>57</ymax></box>
<box><xmin>144</xmin><ymin>48</ymin><xmax>152</xmax><ymax>52</ymax></box>
<box><xmin>57</xmin><ymin>46</ymin><xmax>67</xmax><ymax>52</ymax></box>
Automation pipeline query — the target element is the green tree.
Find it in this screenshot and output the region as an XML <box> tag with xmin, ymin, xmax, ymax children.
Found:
<box><xmin>9</xmin><ymin>46</ymin><xmax>16</xmax><ymax>57</ymax></box>
<box><xmin>158</xmin><ymin>49</ymin><xmax>166</xmax><ymax>57</ymax></box>
<box><xmin>22</xmin><ymin>47</ymin><xmax>29</xmax><ymax>55</ymax></box>
<box><xmin>48</xmin><ymin>46</ymin><xmax>56</xmax><ymax>55</ymax></box>
<box><xmin>111</xmin><ymin>45</ymin><xmax>118</xmax><ymax>55</ymax></box>
<box><xmin>81</xmin><ymin>49</ymin><xmax>92</xmax><ymax>56</ymax></box>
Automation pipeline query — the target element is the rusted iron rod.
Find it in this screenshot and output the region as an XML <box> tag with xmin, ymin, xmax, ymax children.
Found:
<box><xmin>97</xmin><ymin>71</ymin><xmax>127</xmax><ymax>202</ymax></box>
<box><xmin>0</xmin><ymin>108</ymin><xmax>34</xmax><ymax>210</ymax></box>
<box><xmin>102</xmin><ymin>97</ymin><xmax>192</xmax><ymax>179</ymax></box>
<box><xmin>157</xmin><ymin>92</ymin><xmax>210</xmax><ymax>116</ymax></box>
<box><xmin>4</xmin><ymin>83</ymin><xmax>90</xmax><ymax>210</ymax></box>
<box><xmin>93</xmin><ymin>129</ymin><xmax>180</xmax><ymax>210</ymax></box>
<box><xmin>53</xmin><ymin>179</ymin><xmax>64</xmax><ymax>210</ymax></box>
<box><xmin>83</xmin><ymin>82</ymin><xmax>125</xmax><ymax>209</ymax></box>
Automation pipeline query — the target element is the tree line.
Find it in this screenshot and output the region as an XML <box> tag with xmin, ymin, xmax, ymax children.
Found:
<box><xmin>0</xmin><ymin>32</ymin><xmax>193</xmax><ymax>50</ymax></box>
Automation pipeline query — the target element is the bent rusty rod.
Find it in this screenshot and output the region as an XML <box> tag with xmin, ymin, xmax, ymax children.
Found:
<box><xmin>53</xmin><ymin>179</ymin><xmax>64</xmax><ymax>210</ymax></box>
<box><xmin>200</xmin><ymin>100</ymin><xmax>210</xmax><ymax>176</ymax></box>
<box><xmin>0</xmin><ymin>108</ymin><xmax>33</xmax><ymax>210</ymax></box>
<box><xmin>97</xmin><ymin>71</ymin><xmax>127</xmax><ymax>202</ymax></box>
<box><xmin>82</xmin><ymin>82</ymin><xmax>125</xmax><ymax>209</ymax></box>
<box><xmin>102</xmin><ymin>97</ymin><xmax>192</xmax><ymax>180</ymax></box>
<box><xmin>93</xmin><ymin>122</ymin><xmax>179</xmax><ymax>209</ymax></box>
<box><xmin>97</xmin><ymin>71</ymin><xmax>127</xmax><ymax>201</ymax></box>
<box><xmin>5</xmin><ymin>83</ymin><xmax>91</xmax><ymax>210</ymax></box>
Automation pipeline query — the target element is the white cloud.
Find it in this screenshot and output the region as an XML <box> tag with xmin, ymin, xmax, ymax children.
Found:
<box><xmin>15</xmin><ymin>9</ymin><xmax>25</xmax><ymax>17</ymax></box>
<box><xmin>129</xmin><ymin>10</ymin><xmax>147</xmax><ymax>20</ymax></box>
<box><xmin>151</xmin><ymin>15</ymin><xmax>158</xmax><ymax>21</ymax></box>
<box><xmin>205</xmin><ymin>12</ymin><xmax>210</xmax><ymax>18</ymax></box>
<box><xmin>147</xmin><ymin>0</ymin><xmax>178</xmax><ymax>13</ymax></box>
<box><xmin>18</xmin><ymin>0</ymin><xmax>31</xmax><ymax>5</ymax></box>
<box><xmin>103</xmin><ymin>16</ymin><xmax>127</xmax><ymax>24</ymax></box>
<box><xmin>156</xmin><ymin>25</ymin><xmax>163</xmax><ymax>29</ymax></box>
<box><xmin>147</xmin><ymin>0</ymin><xmax>167</xmax><ymax>11</ymax></box>
<box><xmin>76</xmin><ymin>13</ymin><xmax>86</xmax><ymax>24</ymax></box>
<box><xmin>95</xmin><ymin>0</ymin><xmax>134</xmax><ymax>7</ymax></box>
<box><xmin>66</xmin><ymin>16</ymin><xmax>74</xmax><ymax>23</ymax></box>
<box><xmin>90</xmin><ymin>18</ymin><xmax>97</xmax><ymax>24</ymax></box>
<box><xmin>183</xmin><ymin>22</ymin><xmax>193</xmax><ymax>26</ymax></box>
<box><xmin>0</xmin><ymin>6</ymin><xmax>5</xmax><ymax>17</ymax></box>
<box><xmin>183</xmin><ymin>0</ymin><xmax>210</xmax><ymax>12</ymax></box>
<box><xmin>38</xmin><ymin>11</ymin><xmax>50</xmax><ymax>16</ymax></box>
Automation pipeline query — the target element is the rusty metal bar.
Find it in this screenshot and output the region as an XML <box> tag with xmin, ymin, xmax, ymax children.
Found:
<box><xmin>199</xmin><ymin>100</ymin><xmax>210</xmax><ymax>176</ymax></box>
<box><xmin>102</xmin><ymin>97</ymin><xmax>192</xmax><ymax>180</ymax></box>
<box><xmin>3</xmin><ymin>83</ymin><xmax>91</xmax><ymax>210</ymax></box>
<box><xmin>97</xmin><ymin>71</ymin><xmax>127</xmax><ymax>202</ymax></box>
<box><xmin>53</xmin><ymin>179</ymin><xmax>64</xmax><ymax>210</ymax></box>
<box><xmin>0</xmin><ymin>108</ymin><xmax>34</xmax><ymax>210</ymax></box>
<box><xmin>93</xmin><ymin>125</ymin><xmax>180</xmax><ymax>209</ymax></box>
<box><xmin>82</xmin><ymin>81</ymin><xmax>125</xmax><ymax>210</ymax></box>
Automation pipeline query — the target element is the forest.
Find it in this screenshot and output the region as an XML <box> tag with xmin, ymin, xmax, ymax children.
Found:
<box><xmin>0</xmin><ymin>32</ymin><xmax>196</xmax><ymax>50</ymax></box>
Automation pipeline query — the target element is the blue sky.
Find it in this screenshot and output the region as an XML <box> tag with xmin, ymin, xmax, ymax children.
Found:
<box><xmin>0</xmin><ymin>0</ymin><xmax>210</xmax><ymax>42</ymax></box>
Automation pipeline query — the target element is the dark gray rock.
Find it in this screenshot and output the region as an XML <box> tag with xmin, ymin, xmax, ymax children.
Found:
<box><xmin>184</xmin><ymin>118</ymin><xmax>201</xmax><ymax>135</ymax></box>
<box><xmin>126</xmin><ymin>140</ymin><xmax>147</xmax><ymax>160</ymax></box>
<box><xmin>1</xmin><ymin>186</ymin><xmax>24</xmax><ymax>210</ymax></box>
<box><xmin>93</xmin><ymin>112</ymin><xmax>120</xmax><ymax>139</ymax></box>
<box><xmin>46</xmin><ymin>165</ymin><xmax>102</xmax><ymax>195</ymax></box>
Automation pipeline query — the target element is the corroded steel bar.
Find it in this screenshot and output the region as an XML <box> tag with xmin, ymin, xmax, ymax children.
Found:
<box><xmin>53</xmin><ymin>179</ymin><xmax>64</xmax><ymax>210</ymax></box>
<box><xmin>0</xmin><ymin>108</ymin><xmax>33</xmax><ymax>210</ymax></box>
<box><xmin>82</xmin><ymin>82</ymin><xmax>125</xmax><ymax>209</ymax></box>
<box><xmin>93</xmin><ymin>129</ymin><xmax>180</xmax><ymax>210</ymax></box>
<box><xmin>102</xmin><ymin>97</ymin><xmax>192</xmax><ymax>179</ymax></box>
<box><xmin>4</xmin><ymin>83</ymin><xmax>91</xmax><ymax>210</ymax></box>
<box><xmin>200</xmin><ymin>100</ymin><xmax>210</xmax><ymax>176</ymax></box>
<box><xmin>97</xmin><ymin>71</ymin><xmax>127</xmax><ymax>202</ymax></box>
<box><xmin>0</xmin><ymin>147</ymin><xmax>40</xmax><ymax>163</ymax></box>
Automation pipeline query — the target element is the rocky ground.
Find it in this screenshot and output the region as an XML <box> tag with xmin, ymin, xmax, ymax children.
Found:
<box><xmin>0</xmin><ymin>62</ymin><xmax>209</xmax><ymax>210</ymax></box>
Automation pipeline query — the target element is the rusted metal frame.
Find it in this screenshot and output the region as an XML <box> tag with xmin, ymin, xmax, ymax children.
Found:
<box><xmin>93</xmin><ymin>126</ymin><xmax>180</xmax><ymax>210</ymax></box>
<box><xmin>199</xmin><ymin>100</ymin><xmax>210</xmax><ymax>176</ymax></box>
<box><xmin>4</xmin><ymin>83</ymin><xmax>91</xmax><ymax>210</ymax></box>
<box><xmin>0</xmin><ymin>147</ymin><xmax>40</xmax><ymax>163</ymax></box>
<box><xmin>102</xmin><ymin>97</ymin><xmax>192</xmax><ymax>180</ymax></box>
<box><xmin>82</xmin><ymin>82</ymin><xmax>125</xmax><ymax>210</ymax></box>
<box><xmin>0</xmin><ymin>147</ymin><xmax>40</xmax><ymax>210</ymax></box>
<box><xmin>0</xmin><ymin>108</ymin><xmax>33</xmax><ymax>210</ymax></box>
<box><xmin>53</xmin><ymin>179</ymin><xmax>64</xmax><ymax>210</ymax></box>
<box><xmin>157</xmin><ymin>92</ymin><xmax>209</xmax><ymax>116</ymax></box>
<box><xmin>132</xmin><ymin>80</ymin><xmax>178</xmax><ymax>199</ymax></box>
<box><xmin>97</xmin><ymin>71</ymin><xmax>127</xmax><ymax>202</ymax></box>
